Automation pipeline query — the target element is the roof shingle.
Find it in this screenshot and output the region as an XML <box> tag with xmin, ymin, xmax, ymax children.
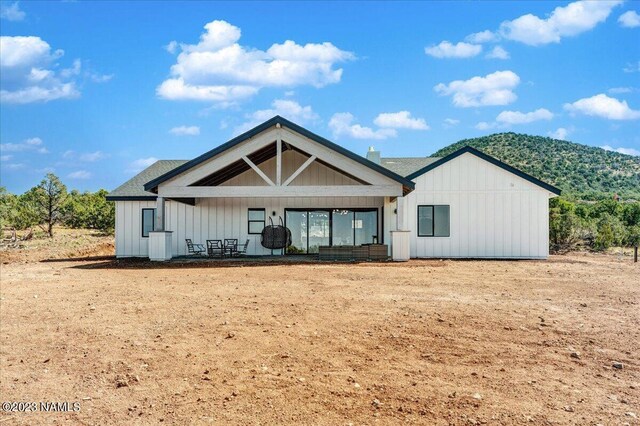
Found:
<box><xmin>379</xmin><ymin>157</ymin><xmax>440</xmax><ymax>177</ymax></box>
<box><xmin>106</xmin><ymin>160</ymin><xmax>188</xmax><ymax>200</ymax></box>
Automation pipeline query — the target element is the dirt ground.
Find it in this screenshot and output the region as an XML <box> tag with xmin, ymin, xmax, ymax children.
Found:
<box><xmin>0</xmin><ymin>242</ymin><xmax>638</xmax><ymax>425</ymax></box>
<box><xmin>0</xmin><ymin>228</ymin><xmax>114</xmax><ymax>264</ymax></box>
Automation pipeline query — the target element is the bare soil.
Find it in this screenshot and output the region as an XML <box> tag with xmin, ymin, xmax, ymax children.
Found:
<box><xmin>0</xmin><ymin>228</ymin><xmax>114</xmax><ymax>264</ymax></box>
<box><xmin>0</xmin><ymin>244</ymin><xmax>638</xmax><ymax>425</ymax></box>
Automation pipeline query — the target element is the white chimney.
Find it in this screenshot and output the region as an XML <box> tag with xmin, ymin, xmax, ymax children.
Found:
<box><xmin>366</xmin><ymin>146</ymin><xmax>380</xmax><ymax>164</ymax></box>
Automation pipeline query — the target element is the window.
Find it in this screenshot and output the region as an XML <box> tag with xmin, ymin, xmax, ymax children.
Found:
<box><xmin>248</xmin><ymin>208</ymin><xmax>266</xmax><ymax>234</ymax></box>
<box><xmin>142</xmin><ymin>208</ymin><xmax>155</xmax><ymax>237</ymax></box>
<box><xmin>418</xmin><ymin>205</ymin><xmax>450</xmax><ymax>237</ymax></box>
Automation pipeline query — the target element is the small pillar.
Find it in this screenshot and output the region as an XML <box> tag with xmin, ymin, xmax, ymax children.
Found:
<box><xmin>149</xmin><ymin>197</ymin><xmax>172</xmax><ymax>261</ymax></box>
<box><xmin>149</xmin><ymin>231</ymin><xmax>173</xmax><ymax>261</ymax></box>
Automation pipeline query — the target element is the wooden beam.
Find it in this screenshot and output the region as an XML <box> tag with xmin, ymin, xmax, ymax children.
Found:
<box><xmin>282</xmin><ymin>155</ymin><xmax>317</xmax><ymax>186</ymax></box>
<box><xmin>159</xmin><ymin>185</ymin><xmax>403</xmax><ymax>198</ymax></box>
<box><xmin>242</xmin><ymin>155</ymin><xmax>275</xmax><ymax>186</ymax></box>
<box><xmin>276</xmin><ymin>136</ymin><xmax>282</xmax><ymax>186</ymax></box>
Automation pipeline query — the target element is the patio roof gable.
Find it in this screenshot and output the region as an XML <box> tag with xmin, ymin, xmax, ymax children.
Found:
<box><xmin>143</xmin><ymin>116</ymin><xmax>414</xmax><ymax>194</ymax></box>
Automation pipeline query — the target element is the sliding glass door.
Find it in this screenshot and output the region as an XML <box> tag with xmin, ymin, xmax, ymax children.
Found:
<box><xmin>354</xmin><ymin>210</ymin><xmax>378</xmax><ymax>245</ymax></box>
<box><xmin>286</xmin><ymin>208</ymin><xmax>378</xmax><ymax>254</ymax></box>
<box><xmin>308</xmin><ymin>211</ymin><xmax>330</xmax><ymax>253</ymax></box>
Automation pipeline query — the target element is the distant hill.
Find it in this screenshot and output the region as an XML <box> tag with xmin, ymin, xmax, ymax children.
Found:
<box><xmin>432</xmin><ymin>133</ymin><xmax>640</xmax><ymax>200</ymax></box>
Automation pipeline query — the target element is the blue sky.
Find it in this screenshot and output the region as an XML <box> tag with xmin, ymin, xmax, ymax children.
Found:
<box><xmin>1</xmin><ymin>0</ymin><xmax>639</xmax><ymax>193</ymax></box>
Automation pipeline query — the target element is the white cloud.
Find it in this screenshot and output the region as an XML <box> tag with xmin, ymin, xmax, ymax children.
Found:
<box><xmin>486</xmin><ymin>46</ymin><xmax>510</xmax><ymax>60</ymax></box>
<box><xmin>424</xmin><ymin>41</ymin><xmax>482</xmax><ymax>58</ymax></box>
<box><xmin>90</xmin><ymin>73</ymin><xmax>113</xmax><ymax>83</ymax></box>
<box><xmin>79</xmin><ymin>151</ymin><xmax>108</xmax><ymax>162</ymax></box>
<box><xmin>0</xmin><ymin>2</ymin><xmax>25</xmax><ymax>21</ymax></box>
<box><xmin>549</xmin><ymin>127</ymin><xmax>571</xmax><ymax>140</ymax></box>
<box><xmin>234</xmin><ymin>99</ymin><xmax>319</xmax><ymax>135</ymax></box>
<box><xmin>60</xmin><ymin>58</ymin><xmax>81</xmax><ymax>78</ymax></box>
<box><xmin>564</xmin><ymin>94</ymin><xmax>640</xmax><ymax>120</ymax></box>
<box><xmin>0</xmin><ymin>36</ymin><xmax>81</xmax><ymax>103</ymax></box>
<box><xmin>127</xmin><ymin>157</ymin><xmax>158</xmax><ymax>174</ymax></box>
<box><xmin>465</xmin><ymin>30</ymin><xmax>499</xmax><ymax>44</ymax></box>
<box><xmin>68</xmin><ymin>170</ymin><xmax>92</xmax><ymax>179</ymax></box>
<box><xmin>499</xmin><ymin>1</ymin><xmax>623</xmax><ymax>46</ymax></box>
<box><xmin>496</xmin><ymin>108</ymin><xmax>554</xmax><ymax>125</ymax></box>
<box><xmin>0</xmin><ymin>136</ymin><xmax>48</xmax><ymax>153</ymax></box>
<box><xmin>170</xmin><ymin>125</ymin><xmax>201</xmax><ymax>136</ymax></box>
<box><xmin>4</xmin><ymin>163</ymin><xmax>25</xmax><ymax>170</ymax></box>
<box><xmin>475</xmin><ymin>122</ymin><xmax>495</xmax><ymax>131</ymax></box>
<box><xmin>618</xmin><ymin>10</ymin><xmax>640</xmax><ymax>28</ymax></box>
<box><xmin>329</xmin><ymin>113</ymin><xmax>397</xmax><ymax>140</ymax></box>
<box><xmin>434</xmin><ymin>70</ymin><xmax>520</xmax><ymax>108</ymax></box>
<box><xmin>165</xmin><ymin>40</ymin><xmax>179</xmax><ymax>54</ymax></box>
<box><xmin>373</xmin><ymin>111</ymin><xmax>429</xmax><ymax>130</ymax></box>
<box><xmin>443</xmin><ymin>118</ymin><xmax>460</xmax><ymax>128</ymax></box>
<box><xmin>0</xmin><ymin>155</ymin><xmax>12</xmax><ymax>161</ymax></box>
<box><xmin>623</xmin><ymin>61</ymin><xmax>640</xmax><ymax>73</ymax></box>
<box><xmin>608</xmin><ymin>86</ymin><xmax>636</xmax><ymax>94</ymax></box>
<box><xmin>601</xmin><ymin>145</ymin><xmax>640</xmax><ymax>156</ymax></box>
<box><xmin>157</xmin><ymin>20</ymin><xmax>354</xmax><ymax>105</ymax></box>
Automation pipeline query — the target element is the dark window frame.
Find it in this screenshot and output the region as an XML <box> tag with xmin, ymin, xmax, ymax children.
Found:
<box><xmin>417</xmin><ymin>205</ymin><xmax>450</xmax><ymax>238</ymax></box>
<box><xmin>141</xmin><ymin>208</ymin><xmax>156</xmax><ymax>238</ymax></box>
<box><xmin>248</xmin><ymin>208</ymin><xmax>266</xmax><ymax>235</ymax></box>
<box><xmin>284</xmin><ymin>207</ymin><xmax>379</xmax><ymax>254</ymax></box>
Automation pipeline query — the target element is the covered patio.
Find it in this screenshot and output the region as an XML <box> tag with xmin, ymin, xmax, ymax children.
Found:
<box><xmin>132</xmin><ymin>117</ymin><xmax>414</xmax><ymax>262</ymax></box>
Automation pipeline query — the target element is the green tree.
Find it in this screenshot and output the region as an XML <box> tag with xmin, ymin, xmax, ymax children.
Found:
<box><xmin>23</xmin><ymin>173</ymin><xmax>68</xmax><ymax>237</ymax></box>
<box><xmin>590</xmin><ymin>199</ymin><xmax>622</xmax><ymax>219</ymax></box>
<box><xmin>549</xmin><ymin>198</ymin><xmax>580</xmax><ymax>250</ymax></box>
<box><xmin>625</xmin><ymin>225</ymin><xmax>640</xmax><ymax>248</ymax></box>
<box><xmin>0</xmin><ymin>187</ymin><xmax>16</xmax><ymax>230</ymax></box>
<box><xmin>594</xmin><ymin>214</ymin><xmax>625</xmax><ymax>251</ymax></box>
<box><xmin>64</xmin><ymin>189</ymin><xmax>115</xmax><ymax>233</ymax></box>
<box><xmin>622</xmin><ymin>202</ymin><xmax>640</xmax><ymax>227</ymax></box>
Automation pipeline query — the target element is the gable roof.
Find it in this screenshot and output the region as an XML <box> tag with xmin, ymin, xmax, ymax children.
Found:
<box><xmin>106</xmin><ymin>160</ymin><xmax>188</xmax><ymax>201</ymax></box>
<box><xmin>405</xmin><ymin>145</ymin><xmax>561</xmax><ymax>195</ymax></box>
<box><xmin>380</xmin><ymin>157</ymin><xmax>440</xmax><ymax>177</ymax></box>
<box><xmin>143</xmin><ymin>116</ymin><xmax>415</xmax><ymax>192</ymax></box>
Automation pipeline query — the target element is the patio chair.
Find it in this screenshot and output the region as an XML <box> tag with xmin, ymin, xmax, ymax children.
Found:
<box><xmin>224</xmin><ymin>239</ymin><xmax>238</xmax><ymax>257</ymax></box>
<box><xmin>206</xmin><ymin>240</ymin><xmax>224</xmax><ymax>258</ymax></box>
<box><xmin>233</xmin><ymin>239</ymin><xmax>250</xmax><ymax>256</ymax></box>
<box><xmin>185</xmin><ymin>239</ymin><xmax>206</xmax><ymax>256</ymax></box>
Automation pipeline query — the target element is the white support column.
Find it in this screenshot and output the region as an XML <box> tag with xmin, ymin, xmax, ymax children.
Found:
<box><xmin>396</xmin><ymin>196</ymin><xmax>406</xmax><ymax>230</ymax></box>
<box><xmin>155</xmin><ymin>196</ymin><xmax>165</xmax><ymax>231</ymax></box>
<box><xmin>276</xmin><ymin>136</ymin><xmax>282</xmax><ymax>186</ymax></box>
<box><xmin>391</xmin><ymin>196</ymin><xmax>410</xmax><ymax>261</ymax></box>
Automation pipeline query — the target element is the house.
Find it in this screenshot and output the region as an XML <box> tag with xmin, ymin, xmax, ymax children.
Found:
<box><xmin>106</xmin><ymin>116</ymin><xmax>560</xmax><ymax>261</ymax></box>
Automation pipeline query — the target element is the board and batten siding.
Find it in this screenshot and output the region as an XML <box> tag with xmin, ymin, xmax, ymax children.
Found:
<box><xmin>114</xmin><ymin>200</ymin><xmax>156</xmax><ymax>257</ymax></box>
<box><xmin>403</xmin><ymin>152</ymin><xmax>551</xmax><ymax>259</ymax></box>
<box><xmin>115</xmin><ymin>197</ymin><xmax>384</xmax><ymax>257</ymax></box>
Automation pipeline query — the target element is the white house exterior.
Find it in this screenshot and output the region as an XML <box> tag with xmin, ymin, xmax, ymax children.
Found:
<box><xmin>107</xmin><ymin>116</ymin><xmax>560</xmax><ymax>261</ymax></box>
